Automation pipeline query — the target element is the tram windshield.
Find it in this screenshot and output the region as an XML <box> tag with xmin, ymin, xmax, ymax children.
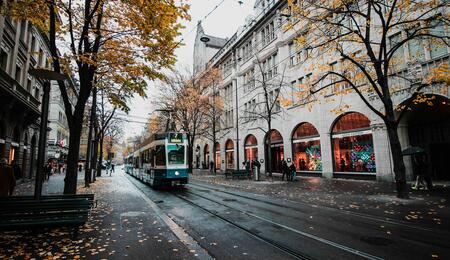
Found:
<box><xmin>167</xmin><ymin>144</ymin><xmax>185</xmax><ymax>165</ymax></box>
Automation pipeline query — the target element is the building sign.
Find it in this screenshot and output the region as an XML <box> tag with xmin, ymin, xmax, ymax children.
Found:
<box><xmin>169</xmin><ymin>133</ymin><xmax>183</xmax><ymax>143</ymax></box>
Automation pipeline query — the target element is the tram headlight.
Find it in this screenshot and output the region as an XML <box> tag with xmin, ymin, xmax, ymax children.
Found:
<box><xmin>175</xmin><ymin>171</ymin><xmax>180</xmax><ymax>176</ymax></box>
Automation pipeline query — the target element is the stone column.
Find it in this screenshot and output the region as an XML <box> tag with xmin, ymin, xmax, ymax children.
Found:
<box><xmin>320</xmin><ymin>132</ymin><xmax>333</xmax><ymax>179</ymax></box>
<box><xmin>371</xmin><ymin>123</ymin><xmax>394</xmax><ymax>182</ymax></box>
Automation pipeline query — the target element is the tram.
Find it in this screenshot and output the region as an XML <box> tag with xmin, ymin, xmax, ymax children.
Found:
<box><xmin>124</xmin><ymin>132</ymin><xmax>188</xmax><ymax>187</ymax></box>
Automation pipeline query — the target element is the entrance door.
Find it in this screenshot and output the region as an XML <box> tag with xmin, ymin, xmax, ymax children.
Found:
<box><xmin>429</xmin><ymin>143</ymin><xmax>450</xmax><ymax>180</ymax></box>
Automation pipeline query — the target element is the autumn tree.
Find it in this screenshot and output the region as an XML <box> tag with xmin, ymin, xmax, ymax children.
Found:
<box><xmin>6</xmin><ymin>0</ymin><xmax>189</xmax><ymax>193</ymax></box>
<box><xmin>287</xmin><ymin>0</ymin><xmax>449</xmax><ymax>197</ymax></box>
<box><xmin>158</xmin><ymin>70</ymin><xmax>210</xmax><ymax>173</ymax></box>
<box><xmin>241</xmin><ymin>57</ymin><xmax>289</xmax><ymax>177</ymax></box>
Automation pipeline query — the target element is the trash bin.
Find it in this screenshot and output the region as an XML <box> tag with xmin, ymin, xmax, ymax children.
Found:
<box><xmin>254</xmin><ymin>166</ymin><xmax>259</xmax><ymax>181</ymax></box>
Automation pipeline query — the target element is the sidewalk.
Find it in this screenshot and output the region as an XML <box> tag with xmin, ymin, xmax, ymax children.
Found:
<box><xmin>1</xmin><ymin>171</ymin><xmax>194</xmax><ymax>259</ymax></box>
<box><xmin>191</xmin><ymin>169</ymin><xmax>450</xmax><ymax>230</ymax></box>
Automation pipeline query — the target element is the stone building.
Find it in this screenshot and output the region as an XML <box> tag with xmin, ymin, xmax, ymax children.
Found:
<box><xmin>47</xmin><ymin>78</ymin><xmax>77</xmax><ymax>162</ymax></box>
<box><xmin>193</xmin><ymin>0</ymin><xmax>450</xmax><ymax>182</ymax></box>
<box><xmin>0</xmin><ymin>16</ymin><xmax>55</xmax><ymax>178</ymax></box>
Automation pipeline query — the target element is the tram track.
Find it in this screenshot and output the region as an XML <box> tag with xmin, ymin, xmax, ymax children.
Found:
<box><xmin>174</xmin><ymin>189</ymin><xmax>384</xmax><ymax>260</ymax></box>
<box><xmin>188</xmin><ymin>181</ymin><xmax>448</xmax><ymax>235</ymax></box>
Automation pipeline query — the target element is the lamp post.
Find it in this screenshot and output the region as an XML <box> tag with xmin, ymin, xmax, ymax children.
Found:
<box><xmin>29</xmin><ymin>68</ymin><xmax>67</xmax><ymax>200</ymax></box>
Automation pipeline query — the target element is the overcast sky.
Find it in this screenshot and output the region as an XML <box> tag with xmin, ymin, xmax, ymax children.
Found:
<box><xmin>123</xmin><ymin>0</ymin><xmax>255</xmax><ymax>139</ymax></box>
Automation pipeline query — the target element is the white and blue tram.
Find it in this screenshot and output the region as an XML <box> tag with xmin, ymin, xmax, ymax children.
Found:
<box><xmin>124</xmin><ymin>132</ymin><xmax>188</xmax><ymax>187</ymax></box>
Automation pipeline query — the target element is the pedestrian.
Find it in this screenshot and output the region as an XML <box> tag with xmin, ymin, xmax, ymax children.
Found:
<box><xmin>0</xmin><ymin>158</ymin><xmax>16</xmax><ymax>197</ymax></box>
<box><xmin>289</xmin><ymin>163</ymin><xmax>296</xmax><ymax>181</ymax></box>
<box><xmin>78</xmin><ymin>163</ymin><xmax>82</xmax><ymax>172</ymax></box>
<box><xmin>209</xmin><ymin>161</ymin><xmax>214</xmax><ymax>173</ymax></box>
<box><xmin>11</xmin><ymin>160</ymin><xmax>22</xmax><ymax>181</ymax></box>
<box><xmin>412</xmin><ymin>154</ymin><xmax>432</xmax><ymax>190</ymax></box>
<box><xmin>281</xmin><ymin>159</ymin><xmax>288</xmax><ymax>181</ymax></box>
<box><xmin>241</xmin><ymin>161</ymin><xmax>246</xmax><ymax>170</ymax></box>
<box><xmin>44</xmin><ymin>160</ymin><xmax>52</xmax><ymax>181</ymax></box>
<box><xmin>112</xmin><ymin>163</ymin><xmax>115</xmax><ymax>173</ymax></box>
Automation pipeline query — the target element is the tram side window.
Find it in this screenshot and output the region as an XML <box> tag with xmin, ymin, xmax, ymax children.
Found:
<box><xmin>155</xmin><ymin>145</ymin><xmax>166</xmax><ymax>166</ymax></box>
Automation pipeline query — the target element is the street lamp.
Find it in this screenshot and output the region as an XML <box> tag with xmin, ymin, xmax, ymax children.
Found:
<box><xmin>29</xmin><ymin>68</ymin><xmax>67</xmax><ymax>200</ymax></box>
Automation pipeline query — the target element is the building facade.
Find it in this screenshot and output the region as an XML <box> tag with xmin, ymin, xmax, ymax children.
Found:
<box><xmin>47</xmin><ymin>79</ymin><xmax>77</xmax><ymax>162</ymax></box>
<box><xmin>0</xmin><ymin>16</ymin><xmax>54</xmax><ymax>178</ymax></box>
<box><xmin>194</xmin><ymin>0</ymin><xmax>450</xmax><ymax>182</ymax></box>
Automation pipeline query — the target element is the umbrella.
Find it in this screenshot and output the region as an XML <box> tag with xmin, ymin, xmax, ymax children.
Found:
<box><xmin>402</xmin><ymin>146</ymin><xmax>425</xmax><ymax>156</ymax></box>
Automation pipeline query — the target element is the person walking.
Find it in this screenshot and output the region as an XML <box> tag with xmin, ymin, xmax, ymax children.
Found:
<box><xmin>44</xmin><ymin>161</ymin><xmax>52</xmax><ymax>181</ymax></box>
<box><xmin>281</xmin><ymin>160</ymin><xmax>288</xmax><ymax>181</ymax></box>
<box><xmin>253</xmin><ymin>159</ymin><xmax>261</xmax><ymax>180</ymax></box>
<box><xmin>289</xmin><ymin>163</ymin><xmax>296</xmax><ymax>181</ymax></box>
<box><xmin>112</xmin><ymin>163</ymin><xmax>115</xmax><ymax>173</ymax></box>
<box><xmin>11</xmin><ymin>160</ymin><xmax>22</xmax><ymax>181</ymax></box>
<box><xmin>0</xmin><ymin>158</ymin><xmax>16</xmax><ymax>197</ymax></box>
<box><xmin>412</xmin><ymin>154</ymin><xmax>432</xmax><ymax>190</ymax></box>
<box><xmin>209</xmin><ymin>161</ymin><xmax>214</xmax><ymax>173</ymax></box>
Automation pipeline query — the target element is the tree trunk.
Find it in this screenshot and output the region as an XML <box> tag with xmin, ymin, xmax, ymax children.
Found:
<box><xmin>97</xmin><ymin>133</ymin><xmax>104</xmax><ymax>177</ymax></box>
<box><xmin>63</xmin><ymin>115</ymin><xmax>83</xmax><ymax>194</ymax></box>
<box><xmin>91</xmin><ymin>135</ymin><xmax>98</xmax><ymax>182</ymax></box>
<box><xmin>266</xmin><ymin>121</ymin><xmax>272</xmax><ymax>178</ymax></box>
<box><xmin>386</xmin><ymin>122</ymin><xmax>409</xmax><ymax>199</ymax></box>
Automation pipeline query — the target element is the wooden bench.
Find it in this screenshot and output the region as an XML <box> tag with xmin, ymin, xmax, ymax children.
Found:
<box><xmin>225</xmin><ymin>169</ymin><xmax>252</xmax><ymax>180</ymax></box>
<box><xmin>0</xmin><ymin>194</ymin><xmax>95</xmax><ymax>237</ymax></box>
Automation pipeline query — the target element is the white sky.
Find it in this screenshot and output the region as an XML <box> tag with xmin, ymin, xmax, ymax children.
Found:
<box><xmin>123</xmin><ymin>0</ymin><xmax>255</xmax><ymax>139</ymax></box>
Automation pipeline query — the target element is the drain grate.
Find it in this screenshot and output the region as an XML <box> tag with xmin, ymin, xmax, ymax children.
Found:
<box><xmin>154</xmin><ymin>200</ymin><xmax>164</xmax><ymax>204</ymax></box>
<box><xmin>223</xmin><ymin>198</ymin><xmax>237</xmax><ymax>202</ymax></box>
<box><xmin>360</xmin><ymin>236</ymin><xmax>395</xmax><ymax>246</ymax></box>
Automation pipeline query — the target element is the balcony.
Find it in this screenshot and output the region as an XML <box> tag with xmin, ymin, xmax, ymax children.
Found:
<box><xmin>0</xmin><ymin>69</ymin><xmax>40</xmax><ymax>115</ymax></box>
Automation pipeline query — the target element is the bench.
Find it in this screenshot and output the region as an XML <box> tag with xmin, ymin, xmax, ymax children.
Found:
<box><xmin>0</xmin><ymin>194</ymin><xmax>95</xmax><ymax>237</ymax></box>
<box><xmin>225</xmin><ymin>169</ymin><xmax>252</xmax><ymax>180</ymax></box>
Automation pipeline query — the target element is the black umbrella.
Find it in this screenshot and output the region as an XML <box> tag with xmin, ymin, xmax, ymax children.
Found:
<box><xmin>402</xmin><ymin>146</ymin><xmax>425</xmax><ymax>156</ymax></box>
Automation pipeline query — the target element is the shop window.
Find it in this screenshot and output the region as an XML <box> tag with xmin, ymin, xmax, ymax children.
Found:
<box><xmin>215</xmin><ymin>142</ymin><xmax>221</xmax><ymax>169</ymax></box>
<box><xmin>265</xmin><ymin>129</ymin><xmax>284</xmax><ymax>173</ymax></box>
<box><xmin>225</xmin><ymin>139</ymin><xmax>234</xmax><ymax>169</ymax></box>
<box><xmin>332</xmin><ymin>112</ymin><xmax>376</xmax><ymax>173</ymax></box>
<box><xmin>203</xmin><ymin>144</ymin><xmax>210</xmax><ymax>167</ymax></box>
<box><xmin>244</xmin><ymin>134</ymin><xmax>258</xmax><ymax>162</ymax></box>
<box><xmin>292</xmin><ymin>123</ymin><xmax>322</xmax><ymax>171</ymax></box>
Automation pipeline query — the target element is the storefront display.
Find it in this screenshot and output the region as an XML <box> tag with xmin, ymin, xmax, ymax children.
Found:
<box><xmin>215</xmin><ymin>142</ymin><xmax>221</xmax><ymax>170</ymax></box>
<box><xmin>265</xmin><ymin>130</ymin><xmax>284</xmax><ymax>173</ymax></box>
<box><xmin>244</xmin><ymin>135</ymin><xmax>258</xmax><ymax>162</ymax></box>
<box><xmin>332</xmin><ymin>113</ymin><xmax>376</xmax><ymax>173</ymax></box>
<box><xmin>225</xmin><ymin>139</ymin><xmax>234</xmax><ymax>169</ymax></box>
<box><xmin>292</xmin><ymin>123</ymin><xmax>322</xmax><ymax>171</ymax></box>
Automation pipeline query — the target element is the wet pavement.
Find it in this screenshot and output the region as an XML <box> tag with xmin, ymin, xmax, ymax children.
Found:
<box><xmin>191</xmin><ymin>170</ymin><xmax>450</xmax><ymax>230</ymax></box>
<box><xmin>1</xmin><ymin>171</ymin><xmax>194</xmax><ymax>259</ymax></box>
<box><xmin>1</xmin><ymin>169</ymin><xmax>449</xmax><ymax>259</ymax></box>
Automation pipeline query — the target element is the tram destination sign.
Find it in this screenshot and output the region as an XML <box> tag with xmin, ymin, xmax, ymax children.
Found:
<box><xmin>169</xmin><ymin>133</ymin><xmax>183</xmax><ymax>143</ymax></box>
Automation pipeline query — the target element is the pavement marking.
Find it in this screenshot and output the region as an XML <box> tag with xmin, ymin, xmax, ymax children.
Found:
<box><xmin>186</xmin><ymin>189</ymin><xmax>384</xmax><ymax>260</ymax></box>
<box><xmin>122</xmin><ymin>173</ymin><xmax>213</xmax><ymax>260</ymax></box>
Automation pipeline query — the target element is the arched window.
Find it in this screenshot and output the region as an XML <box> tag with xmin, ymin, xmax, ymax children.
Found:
<box><xmin>332</xmin><ymin>112</ymin><xmax>376</xmax><ymax>173</ymax></box>
<box><xmin>264</xmin><ymin>129</ymin><xmax>284</xmax><ymax>173</ymax></box>
<box><xmin>203</xmin><ymin>144</ymin><xmax>210</xmax><ymax>168</ymax></box>
<box><xmin>225</xmin><ymin>139</ymin><xmax>234</xmax><ymax>169</ymax></box>
<box><xmin>214</xmin><ymin>142</ymin><xmax>221</xmax><ymax>170</ymax></box>
<box><xmin>244</xmin><ymin>134</ymin><xmax>258</xmax><ymax>162</ymax></box>
<box><xmin>292</xmin><ymin>123</ymin><xmax>322</xmax><ymax>172</ymax></box>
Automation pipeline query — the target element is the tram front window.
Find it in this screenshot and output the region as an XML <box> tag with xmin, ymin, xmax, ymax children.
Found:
<box><xmin>167</xmin><ymin>144</ymin><xmax>185</xmax><ymax>165</ymax></box>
